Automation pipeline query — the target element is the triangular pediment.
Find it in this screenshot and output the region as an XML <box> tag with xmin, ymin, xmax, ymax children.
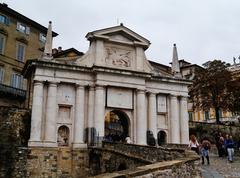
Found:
<box><xmin>86</xmin><ymin>25</ymin><xmax>150</xmax><ymax>49</ymax></box>
<box><xmin>106</xmin><ymin>31</ymin><xmax>139</xmax><ymax>43</ymax></box>
<box><xmin>76</xmin><ymin>25</ymin><xmax>153</xmax><ymax>73</ymax></box>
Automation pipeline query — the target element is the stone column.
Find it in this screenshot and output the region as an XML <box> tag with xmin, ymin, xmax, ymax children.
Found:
<box><xmin>88</xmin><ymin>86</ymin><xmax>95</xmax><ymax>128</ymax></box>
<box><xmin>94</xmin><ymin>86</ymin><xmax>105</xmax><ymax>142</ymax></box>
<box><xmin>87</xmin><ymin>86</ymin><xmax>95</xmax><ymax>144</ymax></box>
<box><xmin>180</xmin><ymin>96</ymin><xmax>189</xmax><ymax>144</ymax></box>
<box><xmin>136</xmin><ymin>89</ymin><xmax>147</xmax><ymax>145</ymax></box>
<box><xmin>44</xmin><ymin>82</ymin><xmax>58</xmax><ymax>147</ymax></box>
<box><xmin>28</xmin><ymin>81</ymin><xmax>44</xmax><ymax>147</ymax></box>
<box><xmin>148</xmin><ymin>93</ymin><xmax>157</xmax><ymax>139</ymax></box>
<box><xmin>170</xmin><ymin>95</ymin><xmax>180</xmax><ymax>144</ymax></box>
<box><xmin>73</xmin><ymin>85</ymin><xmax>86</xmax><ymax>148</ymax></box>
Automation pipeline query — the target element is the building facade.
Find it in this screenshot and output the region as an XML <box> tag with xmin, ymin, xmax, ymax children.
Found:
<box><xmin>0</xmin><ymin>3</ymin><xmax>57</xmax><ymax>107</ymax></box>
<box><xmin>23</xmin><ymin>24</ymin><xmax>191</xmax><ymax>147</ymax></box>
<box><xmin>179</xmin><ymin>59</ymin><xmax>234</xmax><ymax>122</ymax></box>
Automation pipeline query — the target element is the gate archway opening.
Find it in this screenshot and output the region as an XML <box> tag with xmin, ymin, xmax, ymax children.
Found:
<box><xmin>157</xmin><ymin>130</ymin><xmax>167</xmax><ymax>146</ymax></box>
<box><xmin>104</xmin><ymin>110</ymin><xmax>130</xmax><ymax>142</ymax></box>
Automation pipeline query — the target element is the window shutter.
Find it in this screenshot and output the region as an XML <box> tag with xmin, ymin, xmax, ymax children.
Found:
<box><xmin>26</xmin><ymin>26</ymin><xmax>30</xmax><ymax>35</ymax></box>
<box><xmin>16</xmin><ymin>22</ymin><xmax>21</xmax><ymax>30</ymax></box>
<box><xmin>0</xmin><ymin>36</ymin><xmax>4</xmax><ymax>54</ymax></box>
<box><xmin>0</xmin><ymin>68</ymin><xmax>4</xmax><ymax>83</ymax></box>
<box><xmin>11</xmin><ymin>74</ymin><xmax>15</xmax><ymax>87</ymax></box>
<box><xmin>5</xmin><ymin>17</ymin><xmax>10</xmax><ymax>26</ymax></box>
<box><xmin>20</xmin><ymin>75</ymin><xmax>23</xmax><ymax>89</ymax></box>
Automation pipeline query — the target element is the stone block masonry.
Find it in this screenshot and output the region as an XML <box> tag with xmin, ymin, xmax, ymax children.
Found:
<box><xmin>26</xmin><ymin>147</ymin><xmax>89</xmax><ymax>178</ymax></box>
<box><xmin>91</xmin><ymin>157</ymin><xmax>200</xmax><ymax>178</ymax></box>
<box><xmin>1</xmin><ymin>146</ymin><xmax>89</xmax><ymax>178</ymax></box>
<box><xmin>0</xmin><ymin>106</ymin><xmax>30</xmax><ymax>178</ymax></box>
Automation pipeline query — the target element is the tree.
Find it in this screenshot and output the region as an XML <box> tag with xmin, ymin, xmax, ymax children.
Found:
<box><xmin>228</xmin><ymin>77</ymin><xmax>240</xmax><ymax>115</ymax></box>
<box><xmin>189</xmin><ymin>60</ymin><xmax>233</xmax><ymax>124</ymax></box>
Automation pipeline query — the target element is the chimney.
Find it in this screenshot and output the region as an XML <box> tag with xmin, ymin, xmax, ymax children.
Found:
<box><xmin>58</xmin><ymin>46</ymin><xmax>62</xmax><ymax>52</ymax></box>
<box><xmin>52</xmin><ymin>48</ymin><xmax>58</xmax><ymax>55</ymax></box>
<box><xmin>2</xmin><ymin>3</ymin><xmax>8</xmax><ymax>7</ymax></box>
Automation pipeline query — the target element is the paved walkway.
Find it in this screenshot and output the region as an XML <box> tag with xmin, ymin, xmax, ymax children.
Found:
<box><xmin>199</xmin><ymin>154</ymin><xmax>240</xmax><ymax>178</ymax></box>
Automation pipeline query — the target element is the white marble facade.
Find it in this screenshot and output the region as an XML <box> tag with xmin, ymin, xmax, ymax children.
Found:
<box><xmin>25</xmin><ymin>25</ymin><xmax>190</xmax><ymax>148</ymax></box>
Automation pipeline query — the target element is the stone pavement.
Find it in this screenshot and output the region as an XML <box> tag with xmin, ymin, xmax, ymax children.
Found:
<box><xmin>199</xmin><ymin>154</ymin><xmax>240</xmax><ymax>178</ymax></box>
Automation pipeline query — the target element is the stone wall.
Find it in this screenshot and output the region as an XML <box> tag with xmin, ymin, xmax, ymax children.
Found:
<box><xmin>91</xmin><ymin>156</ymin><xmax>200</xmax><ymax>178</ymax></box>
<box><xmin>16</xmin><ymin>147</ymin><xmax>89</xmax><ymax>178</ymax></box>
<box><xmin>102</xmin><ymin>141</ymin><xmax>185</xmax><ymax>162</ymax></box>
<box><xmin>87</xmin><ymin>142</ymin><xmax>191</xmax><ymax>176</ymax></box>
<box><xmin>0</xmin><ymin>106</ymin><xmax>30</xmax><ymax>178</ymax></box>
<box><xmin>0</xmin><ymin>106</ymin><xmax>196</xmax><ymax>178</ymax></box>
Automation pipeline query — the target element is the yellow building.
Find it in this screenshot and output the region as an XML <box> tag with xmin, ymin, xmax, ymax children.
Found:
<box><xmin>0</xmin><ymin>3</ymin><xmax>58</xmax><ymax>107</ymax></box>
<box><xmin>179</xmin><ymin>60</ymin><xmax>233</xmax><ymax>123</ymax></box>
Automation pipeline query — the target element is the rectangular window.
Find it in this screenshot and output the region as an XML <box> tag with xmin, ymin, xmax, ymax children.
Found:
<box><xmin>204</xmin><ymin>111</ymin><xmax>209</xmax><ymax>121</ymax></box>
<box><xmin>0</xmin><ymin>14</ymin><xmax>9</xmax><ymax>25</ymax></box>
<box><xmin>16</xmin><ymin>22</ymin><xmax>30</xmax><ymax>34</ymax></box>
<box><xmin>0</xmin><ymin>67</ymin><xmax>4</xmax><ymax>83</ymax></box>
<box><xmin>188</xmin><ymin>111</ymin><xmax>193</xmax><ymax>121</ymax></box>
<box><xmin>16</xmin><ymin>43</ymin><xmax>25</xmax><ymax>62</ymax></box>
<box><xmin>0</xmin><ymin>34</ymin><xmax>5</xmax><ymax>54</ymax></box>
<box><xmin>219</xmin><ymin>109</ymin><xmax>222</xmax><ymax>120</ymax></box>
<box><xmin>157</xmin><ymin>95</ymin><xmax>167</xmax><ymax>113</ymax></box>
<box><xmin>39</xmin><ymin>33</ymin><xmax>46</xmax><ymax>43</ymax></box>
<box><xmin>11</xmin><ymin>73</ymin><xmax>23</xmax><ymax>89</ymax></box>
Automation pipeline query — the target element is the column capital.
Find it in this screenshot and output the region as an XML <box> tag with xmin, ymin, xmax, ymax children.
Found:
<box><xmin>137</xmin><ymin>89</ymin><xmax>146</xmax><ymax>94</ymax></box>
<box><xmin>89</xmin><ymin>85</ymin><xmax>95</xmax><ymax>91</ymax></box>
<box><xmin>33</xmin><ymin>80</ymin><xmax>44</xmax><ymax>85</ymax></box>
<box><xmin>170</xmin><ymin>95</ymin><xmax>178</xmax><ymax>99</ymax></box>
<box><xmin>48</xmin><ymin>81</ymin><xmax>58</xmax><ymax>87</ymax></box>
<box><xmin>180</xmin><ymin>96</ymin><xmax>188</xmax><ymax>101</ymax></box>
<box><xmin>75</xmin><ymin>84</ymin><xmax>85</xmax><ymax>89</ymax></box>
<box><xmin>95</xmin><ymin>85</ymin><xmax>105</xmax><ymax>90</ymax></box>
<box><xmin>148</xmin><ymin>93</ymin><xmax>157</xmax><ymax>98</ymax></box>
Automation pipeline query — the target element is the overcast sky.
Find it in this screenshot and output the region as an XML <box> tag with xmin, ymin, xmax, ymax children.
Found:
<box><xmin>3</xmin><ymin>0</ymin><xmax>240</xmax><ymax>66</ymax></box>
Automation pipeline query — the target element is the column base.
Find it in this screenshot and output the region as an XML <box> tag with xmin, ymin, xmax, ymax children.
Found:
<box><xmin>72</xmin><ymin>143</ymin><xmax>87</xmax><ymax>148</ymax></box>
<box><xmin>28</xmin><ymin>140</ymin><xmax>43</xmax><ymax>147</ymax></box>
<box><xmin>42</xmin><ymin>141</ymin><xmax>58</xmax><ymax>147</ymax></box>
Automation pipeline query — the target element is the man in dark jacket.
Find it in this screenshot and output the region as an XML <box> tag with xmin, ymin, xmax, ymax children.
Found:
<box><xmin>224</xmin><ymin>135</ymin><xmax>234</xmax><ymax>162</ymax></box>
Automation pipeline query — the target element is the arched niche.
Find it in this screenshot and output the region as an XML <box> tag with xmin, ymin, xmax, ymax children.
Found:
<box><xmin>57</xmin><ymin>125</ymin><xmax>70</xmax><ymax>146</ymax></box>
<box><xmin>157</xmin><ymin>130</ymin><xmax>167</xmax><ymax>146</ymax></box>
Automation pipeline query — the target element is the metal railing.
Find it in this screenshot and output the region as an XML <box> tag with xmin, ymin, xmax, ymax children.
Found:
<box><xmin>0</xmin><ymin>83</ymin><xmax>26</xmax><ymax>100</ymax></box>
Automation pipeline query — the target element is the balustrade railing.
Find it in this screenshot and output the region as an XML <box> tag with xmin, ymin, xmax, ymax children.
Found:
<box><xmin>0</xmin><ymin>83</ymin><xmax>26</xmax><ymax>100</ymax></box>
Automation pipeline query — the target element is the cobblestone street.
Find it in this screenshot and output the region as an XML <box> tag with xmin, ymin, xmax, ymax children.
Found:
<box><xmin>199</xmin><ymin>154</ymin><xmax>240</xmax><ymax>178</ymax></box>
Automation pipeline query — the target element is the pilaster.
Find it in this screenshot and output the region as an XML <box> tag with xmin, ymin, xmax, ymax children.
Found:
<box><xmin>180</xmin><ymin>96</ymin><xmax>189</xmax><ymax>144</ymax></box>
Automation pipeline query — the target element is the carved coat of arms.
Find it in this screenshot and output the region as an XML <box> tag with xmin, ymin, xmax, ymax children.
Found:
<box><xmin>105</xmin><ymin>47</ymin><xmax>132</xmax><ymax>67</ymax></box>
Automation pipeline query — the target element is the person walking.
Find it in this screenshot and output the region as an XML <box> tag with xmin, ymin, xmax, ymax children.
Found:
<box><xmin>224</xmin><ymin>135</ymin><xmax>235</xmax><ymax>162</ymax></box>
<box><xmin>215</xmin><ymin>132</ymin><xmax>225</xmax><ymax>157</ymax></box>
<box><xmin>200</xmin><ymin>138</ymin><xmax>211</xmax><ymax>165</ymax></box>
<box><xmin>189</xmin><ymin>135</ymin><xmax>199</xmax><ymax>154</ymax></box>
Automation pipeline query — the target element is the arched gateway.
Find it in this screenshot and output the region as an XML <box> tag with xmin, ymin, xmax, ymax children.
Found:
<box><xmin>104</xmin><ymin>110</ymin><xmax>130</xmax><ymax>142</ymax></box>
<box><xmin>26</xmin><ymin>24</ymin><xmax>191</xmax><ymax>148</ymax></box>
